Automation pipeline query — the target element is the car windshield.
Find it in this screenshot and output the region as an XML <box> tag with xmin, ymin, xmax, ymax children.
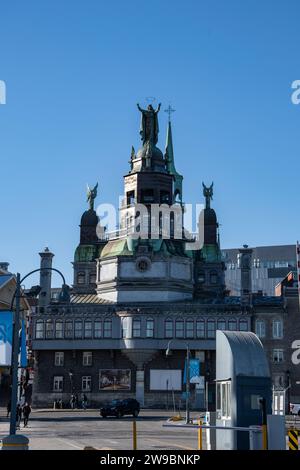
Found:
<box><xmin>110</xmin><ymin>400</ymin><xmax>121</xmax><ymax>406</ymax></box>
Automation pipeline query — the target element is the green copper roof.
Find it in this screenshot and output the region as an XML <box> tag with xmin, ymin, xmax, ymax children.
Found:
<box><xmin>201</xmin><ymin>244</ymin><xmax>221</xmax><ymax>262</ymax></box>
<box><xmin>74</xmin><ymin>244</ymin><xmax>102</xmax><ymax>262</ymax></box>
<box><xmin>100</xmin><ymin>239</ymin><xmax>133</xmax><ymax>259</ymax></box>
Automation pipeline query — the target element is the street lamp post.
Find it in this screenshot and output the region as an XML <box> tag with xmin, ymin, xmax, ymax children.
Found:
<box><xmin>166</xmin><ymin>340</ymin><xmax>190</xmax><ymax>424</ymax></box>
<box><xmin>7</xmin><ymin>267</ymin><xmax>68</xmax><ymax>440</ymax></box>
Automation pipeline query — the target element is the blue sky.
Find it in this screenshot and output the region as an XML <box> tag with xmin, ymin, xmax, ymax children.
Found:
<box><xmin>0</xmin><ymin>0</ymin><xmax>300</xmax><ymax>286</ymax></box>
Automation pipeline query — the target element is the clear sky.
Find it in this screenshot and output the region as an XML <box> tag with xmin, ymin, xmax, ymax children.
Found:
<box><xmin>0</xmin><ymin>0</ymin><xmax>300</xmax><ymax>286</ymax></box>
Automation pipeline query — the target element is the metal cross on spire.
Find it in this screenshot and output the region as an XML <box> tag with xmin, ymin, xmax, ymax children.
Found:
<box><xmin>164</xmin><ymin>104</ymin><xmax>176</xmax><ymax>122</ymax></box>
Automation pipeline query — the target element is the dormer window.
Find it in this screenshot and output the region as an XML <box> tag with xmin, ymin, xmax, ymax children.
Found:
<box><xmin>77</xmin><ymin>272</ymin><xmax>85</xmax><ymax>284</ymax></box>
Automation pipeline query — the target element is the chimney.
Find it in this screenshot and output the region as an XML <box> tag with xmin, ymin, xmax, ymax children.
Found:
<box><xmin>0</xmin><ymin>262</ymin><xmax>9</xmax><ymax>272</ymax></box>
<box><xmin>238</xmin><ymin>244</ymin><xmax>253</xmax><ymax>306</ymax></box>
<box><xmin>38</xmin><ymin>247</ymin><xmax>54</xmax><ymax>309</ymax></box>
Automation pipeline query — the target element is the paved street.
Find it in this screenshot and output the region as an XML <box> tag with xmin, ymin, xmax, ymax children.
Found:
<box><xmin>0</xmin><ymin>409</ymin><xmax>206</xmax><ymax>450</ymax></box>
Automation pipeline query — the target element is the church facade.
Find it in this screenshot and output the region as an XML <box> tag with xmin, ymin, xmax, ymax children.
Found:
<box><xmin>31</xmin><ymin>104</ymin><xmax>298</xmax><ymax>409</ymax></box>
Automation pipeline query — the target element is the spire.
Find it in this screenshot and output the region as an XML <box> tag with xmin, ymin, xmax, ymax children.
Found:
<box><xmin>164</xmin><ymin>114</ymin><xmax>183</xmax><ymax>203</ymax></box>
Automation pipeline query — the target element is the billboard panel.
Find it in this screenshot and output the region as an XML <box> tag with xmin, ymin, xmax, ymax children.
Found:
<box><xmin>0</xmin><ymin>311</ymin><xmax>13</xmax><ymax>366</ymax></box>
<box><xmin>150</xmin><ymin>369</ymin><xmax>182</xmax><ymax>391</ymax></box>
<box><xmin>99</xmin><ymin>369</ymin><xmax>131</xmax><ymax>391</ymax></box>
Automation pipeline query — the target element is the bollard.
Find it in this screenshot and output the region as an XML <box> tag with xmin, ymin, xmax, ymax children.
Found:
<box><xmin>198</xmin><ymin>419</ymin><xmax>203</xmax><ymax>450</ymax></box>
<box><xmin>133</xmin><ymin>420</ymin><xmax>137</xmax><ymax>450</ymax></box>
<box><xmin>288</xmin><ymin>429</ymin><xmax>299</xmax><ymax>450</ymax></box>
<box><xmin>2</xmin><ymin>435</ymin><xmax>29</xmax><ymax>450</ymax></box>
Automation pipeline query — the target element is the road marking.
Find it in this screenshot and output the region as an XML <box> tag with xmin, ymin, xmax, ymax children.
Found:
<box><xmin>146</xmin><ymin>438</ymin><xmax>195</xmax><ymax>450</ymax></box>
<box><xmin>56</xmin><ymin>438</ymin><xmax>83</xmax><ymax>449</ymax></box>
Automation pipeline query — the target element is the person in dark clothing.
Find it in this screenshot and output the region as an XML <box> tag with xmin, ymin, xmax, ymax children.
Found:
<box><xmin>23</xmin><ymin>403</ymin><xmax>31</xmax><ymax>428</ymax></box>
<box><xmin>6</xmin><ymin>400</ymin><xmax>11</xmax><ymax>418</ymax></box>
<box><xmin>16</xmin><ymin>404</ymin><xmax>22</xmax><ymax>429</ymax></box>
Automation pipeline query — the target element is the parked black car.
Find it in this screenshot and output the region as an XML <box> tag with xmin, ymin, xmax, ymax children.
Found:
<box><xmin>100</xmin><ymin>399</ymin><xmax>140</xmax><ymax>418</ymax></box>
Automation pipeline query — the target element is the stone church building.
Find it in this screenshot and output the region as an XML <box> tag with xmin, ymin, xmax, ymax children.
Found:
<box><xmin>31</xmin><ymin>104</ymin><xmax>300</xmax><ymax>409</ymax></box>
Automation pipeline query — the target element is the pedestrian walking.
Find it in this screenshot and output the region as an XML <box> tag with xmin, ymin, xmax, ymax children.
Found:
<box><xmin>82</xmin><ymin>394</ymin><xmax>88</xmax><ymax>410</ymax></box>
<box><xmin>70</xmin><ymin>394</ymin><xmax>76</xmax><ymax>409</ymax></box>
<box><xmin>23</xmin><ymin>403</ymin><xmax>31</xmax><ymax>428</ymax></box>
<box><xmin>6</xmin><ymin>400</ymin><xmax>11</xmax><ymax>418</ymax></box>
<box><xmin>75</xmin><ymin>393</ymin><xmax>79</xmax><ymax>409</ymax></box>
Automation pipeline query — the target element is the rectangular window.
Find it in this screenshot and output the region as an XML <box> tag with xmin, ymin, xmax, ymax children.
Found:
<box><xmin>35</xmin><ymin>321</ymin><xmax>44</xmax><ymax>339</ymax></box>
<box><xmin>84</xmin><ymin>321</ymin><xmax>92</xmax><ymax>339</ymax></box>
<box><xmin>55</xmin><ymin>321</ymin><xmax>63</xmax><ymax>339</ymax></box>
<box><xmin>46</xmin><ymin>321</ymin><xmax>54</xmax><ymax>339</ymax></box>
<box><xmin>217</xmin><ymin>320</ymin><xmax>226</xmax><ymax>331</ymax></box>
<box><xmin>217</xmin><ymin>380</ymin><xmax>231</xmax><ymax>419</ymax></box>
<box><xmin>82</xmin><ymin>376</ymin><xmax>92</xmax><ymax>392</ymax></box>
<box><xmin>228</xmin><ymin>320</ymin><xmax>237</xmax><ymax>331</ymax></box>
<box><xmin>273</xmin><ymin>320</ymin><xmax>283</xmax><ymax>339</ymax></box>
<box><xmin>273</xmin><ymin>349</ymin><xmax>284</xmax><ymax>363</ymax></box>
<box><xmin>83</xmin><ymin>351</ymin><xmax>92</xmax><ymax>366</ymax></box>
<box><xmin>239</xmin><ymin>320</ymin><xmax>248</xmax><ymax>331</ymax></box>
<box><xmin>175</xmin><ymin>320</ymin><xmax>184</xmax><ymax>338</ymax></box>
<box><xmin>255</xmin><ymin>320</ymin><xmax>265</xmax><ymax>339</ymax></box>
<box><xmin>53</xmin><ymin>376</ymin><xmax>63</xmax><ymax>392</ymax></box>
<box><xmin>207</xmin><ymin>321</ymin><xmax>216</xmax><ymax>339</ymax></box>
<box><xmin>165</xmin><ymin>320</ymin><xmax>173</xmax><ymax>338</ymax></box>
<box><xmin>65</xmin><ymin>321</ymin><xmax>73</xmax><ymax>339</ymax></box>
<box><xmin>133</xmin><ymin>319</ymin><xmax>141</xmax><ymax>338</ymax></box>
<box><xmin>196</xmin><ymin>321</ymin><xmax>205</xmax><ymax>338</ymax></box>
<box><xmin>75</xmin><ymin>321</ymin><xmax>83</xmax><ymax>339</ymax></box>
<box><xmin>103</xmin><ymin>320</ymin><xmax>112</xmax><ymax>338</ymax></box>
<box><xmin>94</xmin><ymin>321</ymin><xmax>102</xmax><ymax>339</ymax></box>
<box><xmin>186</xmin><ymin>320</ymin><xmax>194</xmax><ymax>339</ymax></box>
<box><xmin>54</xmin><ymin>352</ymin><xmax>64</xmax><ymax>366</ymax></box>
<box><xmin>146</xmin><ymin>319</ymin><xmax>154</xmax><ymax>338</ymax></box>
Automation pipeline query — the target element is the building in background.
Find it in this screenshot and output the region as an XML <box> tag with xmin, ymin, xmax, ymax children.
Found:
<box><xmin>223</xmin><ymin>245</ymin><xmax>297</xmax><ymax>296</ymax></box>
<box><xmin>30</xmin><ymin>105</ymin><xmax>300</xmax><ymax>409</ymax></box>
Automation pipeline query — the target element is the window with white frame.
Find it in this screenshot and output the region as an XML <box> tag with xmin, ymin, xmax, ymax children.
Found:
<box><xmin>273</xmin><ymin>349</ymin><xmax>284</xmax><ymax>363</ymax></box>
<box><xmin>217</xmin><ymin>320</ymin><xmax>226</xmax><ymax>331</ymax></box>
<box><xmin>228</xmin><ymin>319</ymin><xmax>237</xmax><ymax>331</ymax></box>
<box><xmin>165</xmin><ymin>319</ymin><xmax>173</xmax><ymax>338</ymax></box>
<box><xmin>146</xmin><ymin>318</ymin><xmax>154</xmax><ymax>338</ymax></box>
<box><xmin>207</xmin><ymin>320</ymin><xmax>216</xmax><ymax>339</ymax></box>
<box><xmin>272</xmin><ymin>320</ymin><xmax>283</xmax><ymax>339</ymax></box>
<box><xmin>46</xmin><ymin>320</ymin><xmax>54</xmax><ymax>339</ymax></box>
<box><xmin>239</xmin><ymin>320</ymin><xmax>248</xmax><ymax>331</ymax></box>
<box><xmin>175</xmin><ymin>319</ymin><xmax>184</xmax><ymax>338</ymax></box>
<box><xmin>83</xmin><ymin>351</ymin><xmax>92</xmax><ymax>366</ymax></box>
<box><xmin>132</xmin><ymin>318</ymin><xmax>141</xmax><ymax>338</ymax></box>
<box><xmin>186</xmin><ymin>320</ymin><xmax>194</xmax><ymax>338</ymax></box>
<box><xmin>35</xmin><ymin>320</ymin><xmax>44</xmax><ymax>339</ymax></box>
<box><xmin>84</xmin><ymin>321</ymin><xmax>92</xmax><ymax>339</ymax></box>
<box><xmin>65</xmin><ymin>320</ymin><xmax>73</xmax><ymax>338</ymax></box>
<box><xmin>55</xmin><ymin>321</ymin><xmax>63</xmax><ymax>339</ymax></box>
<box><xmin>82</xmin><ymin>376</ymin><xmax>92</xmax><ymax>392</ymax></box>
<box><xmin>216</xmin><ymin>380</ymin><xmax>231</xmax><ymax>419</ymax></box>
<box><xmin>94</xmin><ymin>320</ymin><xmax>102</xmax><ymax>338</ymax></box>
<box><xmin>255</xmin><ymin>320</ymin><xmax>266</xmax><ymax>338</ymax></box>
<box><xmin>75</xmin><ymin>320</ymin><xmax>83</xmax><ymax>339</ymax></box>
<box><xmin>54</xmin><ymin>352</ymin><xmax>64</xmax><ymax>366</ymax></box>
<box><xmin>103</xmin><ymin>319</ymin><xmax>112</xmax><ymax>338</ymax></box>
<box><xmin>196</xmin><ymin>320</ymin><xmax>205</xmax><ymax>338</ymax></box>
<box><xmin>53</xmin><ymin>376</ymin><xmax>63</xmax><ymax>392</ymax></box>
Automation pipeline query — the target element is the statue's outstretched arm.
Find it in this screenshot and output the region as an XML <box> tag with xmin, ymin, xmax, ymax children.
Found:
<box><xmin>155</xmin><ymin>103</ymin><xmax>161</xmax><ymax>113</ymax></box>
<box><xmin>137</xmin><ymin>103</ymin><xmax>143</xmax><ymax>112</ymax></box>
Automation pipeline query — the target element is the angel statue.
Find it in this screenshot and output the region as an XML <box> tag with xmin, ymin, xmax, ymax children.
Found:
<box><xmin>87</xmin><ymin>183</ymin><xmax>98</xmax><ymax>211</ymax></box>
<box><xmin>202</xmin><ymin>182</ymin><xmax>213</xmax><ymax>209</ymax></box>
<box><xmin>137</xmin><ymin>102</ymin><xmax>161</xmax><ymax>145</ymax></box>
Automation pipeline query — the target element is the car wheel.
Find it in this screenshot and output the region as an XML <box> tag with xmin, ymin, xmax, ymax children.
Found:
<box><xmin>298</xmin><ymin>410</ymin><xmax>300</xmax><ymax>417</ymax></box>
<box><xmin>117</xmin><ymin>411</ymin><xmax>122</xmax><ymax>419</ymax></box>
<box><xmin>133</xmin><ymin>410</ymin><xmax>139</xmax><ymax>418</ymax></box>
<box><xmin>101</xmin><ymin>413</ymin><xmax>107</xmax><ymax>418</ymax></box>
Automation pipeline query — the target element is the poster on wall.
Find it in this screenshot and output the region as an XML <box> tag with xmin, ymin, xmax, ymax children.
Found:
<box><xmin>150</xmin><ymin>369</ymin><xmax>182</xmax><ymax>391</ymax></box>
<box><xmin>0</xmin><ymin>311</ymin><xmax>13</xmax><ymax>366</ymax></box>
<box><xmin>99</xmin><ymin>369</ymin><xmax>131</xmax><ymax>391</ymax></box>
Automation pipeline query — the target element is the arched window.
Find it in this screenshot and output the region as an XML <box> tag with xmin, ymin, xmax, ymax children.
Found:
<box><xmin>165</xmin><ymin>319</ymin><xmax>173</xmax><ymax>338</ymax></box>
<box><xmin>75</xmin><ymin>320</ymin><xmax>83</xmax><ymax>339</ymax></box>
<box><xmin>46</xmin><ymin>320</ymin><xmax>54</xmax><ymax>339</ymax></box>
<box><xmin>239</xmin><ymin>320</ymin><xmax>248</xmax><ymax>331</ymax></box>
<box><xmin>146</xmin><ymin>318</ymin><xmax>154</xmax><ymax>338</ymax></box>
<box><xmin>35</xmin><ymin>320</ymin><xmax>44</xmax><ymax>339</ymax></box>
<box><xmin>255</xmin><ymin>320</ymin><xmax>265</xmax><ymax>338</ymax></box>
<box><xmin>94</xmin><ymin>320</ymin><xmax>102</xmax><ymax>338</ymax></box>
<box><xmin>55</xmin><ymin>320</ymin><xmax>63</xmax><ymax>339</ymax></box>
<box><xmin>65</xmin><ymin>320</ymin><xmax>73</xmax><ymax>338</ymax></box>
<box><xmin>103</xmin><ymin>319</ymin><xmax>112</xmax><ymax>338</ymax></box>
<box><xmin>89</xmin><ymin>273</ymin><xmax>96</xmax><ymax>284</ymax></box>
<box><xmin>207</xmin><ymin>320</ymin><xmax>216</xmax><ymax>339</ymax></box>
<box><xmin>77</xmin><ymin>272</ymin><xmax>85</xmax><ymax>285</ymax></box>
<box><xmin>84</xmin><ymin>320</ymin><xmax>92</xmax><ymax>339</ymax></box>
<box><xmin>196</xmin><ymin>320</ymin><xmax>205</xmax><ymax>338</ymax></box>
